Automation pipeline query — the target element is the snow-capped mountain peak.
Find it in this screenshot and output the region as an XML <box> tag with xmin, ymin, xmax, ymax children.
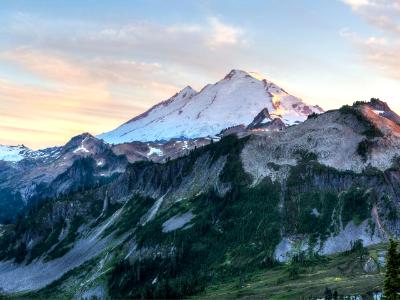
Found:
<box><xmin>223</xmin><ymin>69</ymin><xmax>252</xmax><ymax>80</ymax></box>
<box><xmin>98</xmin><ymin>69</ymin><xmax>323</xmax><ymax>144</ymax></box>
<box><xmin>179</xmin><ymin>85</ymin><xmax>197</xmax><ymax>96</ymax></box>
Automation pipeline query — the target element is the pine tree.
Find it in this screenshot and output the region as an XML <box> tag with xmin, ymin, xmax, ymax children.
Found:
<box><xmin>383</xmin><ymin>239</ymin><xmax>400</xmax><ymax>300</ymax></box>
<box><xmin>324</xmin><ymin>287</ymin><xmax>333</xmax><ymax>299</ymax></box>
<box><xmin>333</xmin><ymin>290</ymin><xmax>338</xmax><ymax>300</ymax></box>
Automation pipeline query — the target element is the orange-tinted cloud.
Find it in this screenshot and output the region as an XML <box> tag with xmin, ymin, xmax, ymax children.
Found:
<box><xmin>0</xmin><ymin>17</ymin><xmax>250</xmax><ymax>149</ymax></box>
<box><xmin>0</xmin><ymin>50</ymin><xmax>180</xmax><ymax>149</ymax></box>
<box><xmin>342</xmin><ymin>0</ymin><xmax>400</xmax><ymax>81</ymax></box>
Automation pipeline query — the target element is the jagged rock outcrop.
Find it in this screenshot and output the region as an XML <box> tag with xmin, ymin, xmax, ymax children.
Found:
<box><xmin>0</xmin><ymin>100</ymin><xmax>399</xmax><ymax>298</ymax></box>
<box><xmin>0</xmin><ymin>134</ymin><xmax>213</xmax><ymax>222</ymax></box>
<box><xmin>247</xmin><ymin>108</ymin><xmax>272</xmax><ymax>129</ymax></box>
<box><xmin>0</xmin><ymin>69</ymin><xmax>325</xmax><ymax>222</ymax></box>
<box><xmin>367</xmin><ymin>98</ymin><xmax>400</xmax><ymax>125</ymax></box>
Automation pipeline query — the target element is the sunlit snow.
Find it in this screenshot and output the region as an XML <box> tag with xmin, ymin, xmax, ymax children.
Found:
<box><xmin>147</xmin><ymin>146</ymin><xmax>163</xmax><ymax>156</ymax></box>
<box><xmin>98</xmin><ymin>70</ymin><xmax>322</xmax><ymax>144</ymax></box>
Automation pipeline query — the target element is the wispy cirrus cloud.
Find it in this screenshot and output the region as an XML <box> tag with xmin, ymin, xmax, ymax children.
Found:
<box><xmin>0</xmin><ymin>15</ymin><xmax>249</xmax><ymax>148</ymax></box>
<box><xmin>1</xmin><ymin>48</ymin><xmax>99</xmax><ymax>85</ymax></box>
<box><xmin>5</xmin><ymin>13</ymin><xmax>248</xmax><ymax>76</ymax></box>
<box><xmin>207</xmin><ymin>17</ymin><xmax>245</xmax><ymax>47</ymax></box>
<box><xmin>0</xmin><ymin>49</ymin><xmax>181</xmax><ymax>148</ymax></box>
<box><xmin>341</xmin><ymin>0</ymin><xmax>400</xmax><ymax>80</ymax></box>
<box><xmin>0</xmin><ymin>75</ymin><xmax>144</xmax><ymax>148</ymax></box>
<box><xmin>342</xmin><ymin>0</ymin><xmax>372</xmax><ymax>10</ymax></box>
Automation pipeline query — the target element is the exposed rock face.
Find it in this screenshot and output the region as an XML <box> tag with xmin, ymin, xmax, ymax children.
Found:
<box><xmin>162</xmin><ymin>211</ymin><xmax>194</xmax><ymax>233</ymax></box>
<box><xmin>219</xmin><ymin>125</ymin><xmax>247</xmax><ymax>137</ymax></box>
<box><xmin>0</xmin><ymin>134</ymin><xmax>214</xmax><ymax>221</ymax></box>
<box><xmin>0</xmin><ymin>133</ymin><xmax>128</xmax><ymax>222</ymax></box>
<box><xmin>250</xmin><ymin>117</ymin><xmax>286</xmax><ymax>132</ymax></box>
<box><xmin>242</xmin><ymin>102</ymin><xmax>400</xmax><ymax>261</ymax></box>
<box><xmin>0</xmin><ymin>100</ymin><xmax>399</xmax><ymax>298</ymax></box>
<box><xmin>363</xmin><ymin>257</ymin><xmax>379</xmax><ymax>273</ymax></box>
<box><xmin>0</xmin><ymin>69</ymin><xmax>326</xmax><ymax>222</ymax></box>
<box><xmin>103</xmin><ymin>147</ymin><xmax>228</xmax><ymax>206</ymax></box>
<box><xmin>111</xmin><ymin>138</ymin><xmax>212</xmax><ymax>163</ymax></box>
<box><xmin>367</xmin><ymin>98</ymin><xmax>392</xmax><ymax>112</ymax></box>
<box><xmin>247</xmin><ymin>108</ymin><xmax>272</xmax><ymax>129</ymax></box>
<box><xmin>242</xmin><ymin>104</ymin><xmax>400</xmax><ymax>183</ymax></box>
<box><xmin>367</xmin><ymin>98</ymin><xmax>400</xmax><ymax>125</ymax></box>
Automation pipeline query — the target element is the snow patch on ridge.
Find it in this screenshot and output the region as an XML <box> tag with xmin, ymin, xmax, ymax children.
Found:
<box><xmin>73</xmin><ymin>145</ymin><xmax>90</xmax><ymax>154</ymax></box>
<box><xmin>0</xmin><ymin>145</ymin><xmax>27</xmax><ymax>162</ymax></box>
<box><xmin>147</xmin><ymin>146</ymin><xmax>163</xmax><ymax>156</ymax></box>
<box><xmin>73</xmin><ymin>137</ymin><xmax>90</xmax><ymax>154</ymax></box>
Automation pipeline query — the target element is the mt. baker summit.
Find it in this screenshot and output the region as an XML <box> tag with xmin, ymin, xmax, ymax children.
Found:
<box><xmin>98</xmin><ymin>69</ymin><xmax>323</xmax><ymax>144</ymax></box>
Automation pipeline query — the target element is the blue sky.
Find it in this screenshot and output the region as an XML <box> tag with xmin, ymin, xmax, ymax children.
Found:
<box><xmin>0</xmin><ymin>0</ymin><xmax>399</xmax><ymax>148</ymax></box>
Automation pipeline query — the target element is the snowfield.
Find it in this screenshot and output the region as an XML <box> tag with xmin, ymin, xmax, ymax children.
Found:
<box><xmin>0</xmin><ymin>145</ymin><xmax>62</xmax><ymax>162</ymax></box>
<box><xmin>98</xmin><ymin>70</ymin><xmax>323</xmax><ymax>144</ymax></box>
<box><xmin>0</xmin><ymin>145</ymin><xmax>30</xmax><ymax>162</ymax></box>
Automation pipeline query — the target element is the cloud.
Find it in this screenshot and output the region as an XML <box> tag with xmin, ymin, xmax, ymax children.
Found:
<box><xmin>0</xmin><ymin>15</ymin><xmax>251</xmax><ymax>147</ymax></box>
<box><xmin>207</xmin><ymin>17</ymin><xmax>244</xmax><ymax>47</ymax></box>
<box><xmin>0</xmin><ymin>49</ymin><xmax>182</xmax><ymax>148</ymax></box>
<box><xmin>342</xmin><ymin>0</ymin><xmax>372</xmax><ymax>10</ymax></box>
<box><xmin>0</xmin><ymin>48</ymin><xmax>98</xmax><ymax>85</ymax></box>
<box><xmin>5</xmin><ymin>14</ymin><xmax>249</xmax><ymax>77</ymax></box>
<box><xmin>341</xmin><ymin>0</ymin><xmax>400</xmax><ymax>80</ymax></box>
<box><xmin>0</xmin><ymin>76</ymin><xmax>146</xmax><ymax>148</ymax></box>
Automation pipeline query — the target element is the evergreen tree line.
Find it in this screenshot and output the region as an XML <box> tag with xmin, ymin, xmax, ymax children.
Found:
<box><xmin>383</xmin><ymin>239</ymin><xmax>400</xmax><ymax>300</ymax></box>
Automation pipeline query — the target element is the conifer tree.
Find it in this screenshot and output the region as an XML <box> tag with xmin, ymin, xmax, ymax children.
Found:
<box><xmin>324</xmin><ymin>287</ymin><xmax>332</xmax><ymax>299</ymax></box>
<box><xmin>383</xmin><ymin>239</ymin><xmax>400</xmax><ymax>299</ymax></box>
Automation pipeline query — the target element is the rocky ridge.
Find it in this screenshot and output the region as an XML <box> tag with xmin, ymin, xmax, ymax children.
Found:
<box><xmin>0</xmin><ymin>100</ymin><xmax>398</xmax><ymax>299</ymax></box>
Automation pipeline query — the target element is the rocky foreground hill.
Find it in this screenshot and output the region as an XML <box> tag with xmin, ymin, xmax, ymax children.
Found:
<box><xmin>0</xmin><ymin>98</ymin><xmax>399</xmax><ymax>299</ymax></box>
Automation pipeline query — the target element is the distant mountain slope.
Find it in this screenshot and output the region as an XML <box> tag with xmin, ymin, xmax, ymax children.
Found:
<box><xmin>98</xmin><ymin>69</ymin><xmax>323</xmax><ymax>144</ymax></box>
<box><xmin>1</xmin><ymin>100</ymin><xmax>399</xmax><ymax>299</ymax></box>
<box><xmin>0</xmin><ymin>133</ymin><xmax>130</xmax><ymax>221</ymax></box>
<box><xmin>0</xmin><ymin>145</ymin><xmax>30</xmax><ymax>162</ymax></box>
<box><xmin>0</xmin><ymin>145</ymin><xmax>60</xmax><ymax>162</ymax></box>
<box><xmin>0</xmin><ymin>134</ymin><xmax>211</xmax><ymax>222</ymax></box>
<box><xmin>0</xmin><ymin>69</ymin><xmax>323</xmax><ymax>220</ymax></box>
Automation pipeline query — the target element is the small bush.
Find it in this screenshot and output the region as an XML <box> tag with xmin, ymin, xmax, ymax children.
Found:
<box><xmin>307</xmin><ymin>112</ymin><xmax>319</xmax><ymax>119</ymax></box>
<box><xmin>346</xmin><ymin>239</ymin><xmax>368</xmax><ymax>257</ymax></box>
<box><xmin>341</xmin><ymin>188</ymin><xmax>371</xmax><ymax>226</ymax></box>
<box><xmin>339</xmin><ymin>104</ymin><xmax>383</xmax><ymax>139</ymax></box>
<box><xmin>357</xmin><ymin>139</ymin><xmax>372</xmax><ymax>161</ymax></box>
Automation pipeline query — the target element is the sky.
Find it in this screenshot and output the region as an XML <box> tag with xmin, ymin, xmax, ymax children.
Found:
<box><xmin>0</xmin><ymin>0</ymin><xmax>399</xmax><ymax>149</ymax></box>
